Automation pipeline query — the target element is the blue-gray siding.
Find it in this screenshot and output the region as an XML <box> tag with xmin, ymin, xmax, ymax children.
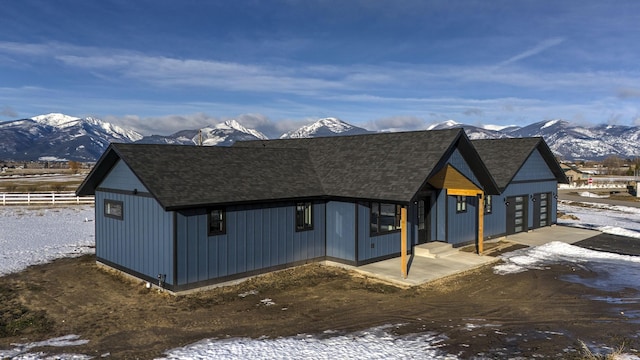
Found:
<box><xmin>448</xmin><ymin>149</ymin><xmax>482</xmax><ymax>189</ymax></box>
<box><xmin>95</xmin><ymin>191</ymin><xmax>175</xmax><ymax>284</ymax></box>
<box><xmin>447</xmin><ymin>194</ymin><xmax>479</xmax><ymax>246</ymax></box>
<box><xmin>175</xmin><ymin>202</ymin><xmax>326</xmax><ymax>286</ymax></box>
<box><xmin>99</xmin><ymin>159</ymin><xmax>146</xmax><ymax>191</ymax></box>
<box><xmin>511</xmin><ymin>150</ymin><xmax>555</xmax><ymax>182</ymax></box>
<box><xmin>326</xmin><ymin>201</ymin><xmax>356</xmax><ymax>262</ymax></box>
<box><xmin>357</xmin><ymin>203</ymin><xmax>412</xmax><ymax>262</ymax></box>
<box><xmin>483</xmin><ymin>149</ymin><xmax>559</xmax><ymax>239</ymax></box>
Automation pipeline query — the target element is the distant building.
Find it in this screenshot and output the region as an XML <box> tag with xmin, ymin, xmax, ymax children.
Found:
<box><xmin>561</xmin><ymin>164</ymin><xmax>590</xmax><ymax>184</ymax></box>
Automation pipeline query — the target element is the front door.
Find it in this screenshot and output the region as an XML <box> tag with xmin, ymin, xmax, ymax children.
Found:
<box><xmin>532</xmin><ymin>192</ymin><xmax>551</xmax><ymax>228</ymax></box>
<box><xmin>417</xmin><ymin>196</ymin><xmax>431</xmax><ymax>244</ymax></box>
<box><xmin>506</xmin><ymin>195</ymin><xmax>528</xmax><ymax>235</ymax></box>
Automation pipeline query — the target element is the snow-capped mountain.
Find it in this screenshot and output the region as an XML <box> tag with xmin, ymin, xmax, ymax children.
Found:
<box><xmin>0</xmin><ymin>113</ymin><xmax>143</xmax><ymax>162</ymax></box>
<box><xmin>280</xmin><ymin>117</ymin><xmax>371</xmax><ymax>139</ymax></box>
<box><xmin>136</xmin><ymin>120</ymin><xmax>268</xmax><ymax>146</ymax></box>
<box><xmin>425</xmin><ymin>118</ymin><xmax>640</xmax><ymax>159</ymax></box>
<box><xmin>1</xmin><ymin>113</ymin><xmax>639</xmax><ymax>162</ymax></box>
<box><xmin>426</xmin><ymin>120</ymin><xmax>510</xmax><ymax>140</ymax></box>
<box><xmin>509</xmin><ymin>119</ymin><xmax>640</xmax><ymax>160</ymax></box>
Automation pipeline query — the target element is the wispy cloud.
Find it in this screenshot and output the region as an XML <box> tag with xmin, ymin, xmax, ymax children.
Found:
<box><xmin>2</xmin><ymin>40</ymin><xmax>638</xmax><ymax>101</ymax></box>
<box><xmin>364</xmin><ymin>115</ymin><xmax>426</xmax><ymax>132</ymax></box>
<box><xmin>0</xmin><ymin>106</ymin><xmax>17</xmax><ymax>118</ymax></box>
<box><xmin>497</xmin><ymin>37</ymin><xmax>565</xmax><ymax>67</ymax></box>
<box><xmin>617</xmin><ymin>87</ymin><xmax>640</xmax><ymax>99</ymax></box>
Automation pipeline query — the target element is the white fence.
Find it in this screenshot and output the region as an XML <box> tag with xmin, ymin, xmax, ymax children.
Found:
<box><xmin>0</xmin><ymin>192</ymin><xmax>95</xmax><ymax>206</ymax></box>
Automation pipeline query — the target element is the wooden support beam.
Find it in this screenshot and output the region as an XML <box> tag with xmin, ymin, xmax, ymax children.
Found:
<box><xmin>477</xmin><ymin>193</ymin><xmax>484</xmax><ymax>254</ymax></box>
<box><xmin>447</xmin><ymin>188</ymin><xmax>482</xmax><ymax>197</ymax></box>
<box><xmin>401</xmin><ymin>206</ymin><xmax>407</xmax><ymax>279</ymax></box>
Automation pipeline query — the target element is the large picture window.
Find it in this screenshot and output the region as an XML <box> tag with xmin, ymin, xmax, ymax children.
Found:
<box><xmin>370</xmin><ymin>202</ymin><xmax>401</xmax><ymax>236</ymax></box>
<box><xmin>104</xmin><ymin>199</ymin><xmax>123</xmax><ymax>220</ymax></box>
<box><xmin>295</xmin><ymin>202</ymin><xmax>313</xmax><ymax>231</ymax></box>
<box><xmin>208</xmin><ymin>208</ymin><xmax>226</xmax><ymax>236</ymax></box>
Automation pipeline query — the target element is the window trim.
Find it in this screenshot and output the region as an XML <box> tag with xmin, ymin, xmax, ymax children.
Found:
<box><xmin>208</xmin><ymin>207</ymin><xmax>226</xmax><ymax>236</ymax></box>
<box><xmin>456</xmin><ymin>195</ymin><xmax>467</xmax><ymax>213</ymax></box>
<box><xmin>370</xmin><ymin>202</ymin><xmax>402</xmax><ymax>236</ymax></box>
<box><xmin>295</xmin><ymin>202</ymin><xmax>314</xmax><ymax>232</ymax></box>
<box><xmin>104</xmin><ymin>199</ymin><xmax>123</xmax><ymax>220</ymax></box>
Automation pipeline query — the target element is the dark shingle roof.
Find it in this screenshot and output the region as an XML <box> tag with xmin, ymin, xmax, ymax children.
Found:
<box><xmin>78</xmin><ymin>129</ymin><xmax>501</xmax><ymax>209</ymax></box>
<box><xmin>77</xmin><ymin>144</ymin><xmax>325</xmax><ymax>210</ymax></box>
<box><xmin>472</xmin><ymin>137</ymin><xmax>569</xmax><ymax>191</ymax></box>
<box><xmin>235</xmin><ymin>129</ymin><xmax>499</xmax><ymax>201</ymax></box>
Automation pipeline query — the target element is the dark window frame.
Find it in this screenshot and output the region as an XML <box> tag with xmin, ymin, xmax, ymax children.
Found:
<box><xmin>104</xmin><ymin>199</ymin><xmax>123</xmax><ymax>220</ymax></box>
<box><xmin>456</xmin><ymin>196</ymin><xmax>467</xmax><ymax>213</ymax></box>
<box><xmin>208</xmin><ymin>207</ymin><xmax>226</xmax><ymax>236</ymax></box>
<box><xmin>295</xmin><ymin>202</ymin><xmax>314</xmax><ymax>231</ymax></box>
<box><xmin>484</xmin><ymin>195</ymin><xmax>493</xmax><ymax>214</ymax></box>
<box><xmin>370</xmin><ymin>202</ymin><xmax>402</xmax><ymax>236</ymax></box>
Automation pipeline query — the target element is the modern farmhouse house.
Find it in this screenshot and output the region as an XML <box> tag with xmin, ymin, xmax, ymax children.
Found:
<box><xmin>77</xmin><ymin>129</ymin><xmax>568</xmax><ymax>292</ymax></box>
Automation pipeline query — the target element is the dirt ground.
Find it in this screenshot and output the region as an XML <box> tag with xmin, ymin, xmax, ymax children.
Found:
<box><xmin>1</xmin><ymin>247</ymin><xmax>639</xmax><ymax>360</ymax></box>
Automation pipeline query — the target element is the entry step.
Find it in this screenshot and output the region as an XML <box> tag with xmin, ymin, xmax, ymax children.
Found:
<box><xmin>414</xmin><ymin>242</ymin><xmax>458</xmax><ymax>259</ymax></box>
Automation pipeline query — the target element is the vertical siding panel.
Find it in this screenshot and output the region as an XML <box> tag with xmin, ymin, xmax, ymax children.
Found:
<box><xmin>236</xmin><ymin>209</ymin><xmax>248</xmax><ymax>272</ymax></box>
<box><xmin>96</xmin><ymin>191</ymin><xmax>173</xmax><ymax>285</ymax></box>
<box><xmin>233</xmin><ymin>208</ymin><xmax>240</xmax><ymax>275</ymax></box>
<box><xmin>112</xmin><ymin>202</ymin><xmax>322</xmax><ymax>288</ymax></box>
<box><xmin>250</xmin><ymin>209</ymin><xmax>259</xmax><ymax>271</ymax></box>
<box><xmin>198</xmin><ymin>215</ymin><xmax>208</xmax><ymax>282</ymax></box>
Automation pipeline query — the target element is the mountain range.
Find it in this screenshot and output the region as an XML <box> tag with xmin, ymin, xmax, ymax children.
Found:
<box><xmin>0</xmin><ymin>113</ymin><xmax>638</xmax><ymax>162</ymax></box>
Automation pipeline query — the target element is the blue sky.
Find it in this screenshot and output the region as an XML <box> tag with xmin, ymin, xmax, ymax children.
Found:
<box><xmin>1</xmin><ymin>0</ymin><xmax>639</xmax><ymax>137</ymax></box>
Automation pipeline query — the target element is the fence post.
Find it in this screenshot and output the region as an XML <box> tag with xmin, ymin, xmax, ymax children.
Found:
<box><xmin>27</xmin><ymin>193</ymin><xmax>30</xmax><ymax>205</ymax></box>
<box><xmin>52</xmin><ymin>192</ymin><xmax>55</xmax><ymax>205</ymax></box>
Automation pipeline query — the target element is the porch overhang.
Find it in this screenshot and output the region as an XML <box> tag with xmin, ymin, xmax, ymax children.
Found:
<box><xmin>427</xmin><ymin>164</ymin><xmax>485</xmax><ymax>254</ymax></box>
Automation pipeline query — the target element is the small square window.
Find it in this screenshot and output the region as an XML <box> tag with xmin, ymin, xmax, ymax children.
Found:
<box><xmin>456</xmin><ymin>196</ymin><xmax>467</xmax><ymax>213</ymax></box>
<box><xmin>208</xmin><ymin>208</ymin><xmax>226</xmax><ymax>236</ymax></box>
<box><xmin>296</xmin><ymin>202</ymin><xmax>313</xmax><ymax>231</ymax></box>
<box><xmin>104</xmin><ymin>199</ymin><xmax>123</xmax><ymax>220</ymax></box>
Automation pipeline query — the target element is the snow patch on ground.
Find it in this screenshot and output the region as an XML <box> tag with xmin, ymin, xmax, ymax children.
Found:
<box><xmin>578</xmin><ymin>191</ymin><xmax>609</xmax><ymax>198</ymax></box>
<box><xmin>0</xmin><ymin>335</ymin><xmax>90</xmax><ymax>359</ymax></box>
<box><xmin>495</xmin><ymin>241</ymin><xmax>640</xmax><ymax>296</ymax></box>
<box><xmin>157</xmin><ymin>325</ymin><xmax>457</xmax><ymax>360</ymax></box>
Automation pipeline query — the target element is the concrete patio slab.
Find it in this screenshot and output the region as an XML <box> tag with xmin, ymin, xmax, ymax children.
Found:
<box><xmin>329</xmin><ymin>225</ymin><xmax>602</xmax><ymax>288</ymax></box>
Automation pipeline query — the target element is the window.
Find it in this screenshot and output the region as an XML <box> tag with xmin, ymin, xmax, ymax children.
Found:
<box><xmin>104</xmin><ymin>199</ymin><xmax>123</xmax><ymax>220</ymax></box>
<box><xmin>370</xmin><ymin>202</ymin><xmax>401</xmax><ymax>235</ymax></box>
<box><xmin>456</xmin><ymin>196</ymin><xmax>467</xmax><ymax>213</ymax></box>
<box><xmin>484</xmin><ymin>195</ymin><xmax>492</xmax><ymax>214</ymax></box>
<box><xmin>296</xmin><ymin>202</ymin><xmax>313</xmax><ymax>231</ymax></box>
<box><xmin>208</xmin><ymin>208</ymin><xmax>226</xmax><ymax>235</ymax></box>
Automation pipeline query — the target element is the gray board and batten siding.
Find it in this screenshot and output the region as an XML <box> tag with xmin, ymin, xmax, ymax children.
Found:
<box><xmin>95</xmin><ymin>159</ymin><xmax>175</xmax><ymax>286</ymax></box>
<box><xmin>175</xmin><ymin>202</ymin><xmax>326</xmax><ymax>288</ymax></box>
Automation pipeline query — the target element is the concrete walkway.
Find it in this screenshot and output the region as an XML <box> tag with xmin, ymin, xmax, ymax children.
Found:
<box><xmin>341</xmin><ymin>225</ymin><xmax>601</xmax><ymax>288</ymax></box>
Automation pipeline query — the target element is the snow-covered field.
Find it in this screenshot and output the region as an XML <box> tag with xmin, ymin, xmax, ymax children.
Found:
<box><xmin>0</xmin><ymin>206</ymin><xmax>95</xmax><ymax>276</ymax></box>
<box><xmin>558</xmin><ymin>200</ymin><xmax>640</xmax><ymax>239</ymax></box>
<box><xmin>0</xmin><ymin>202</ymin><xmax>639</xmax><ymax>359</ymax></box>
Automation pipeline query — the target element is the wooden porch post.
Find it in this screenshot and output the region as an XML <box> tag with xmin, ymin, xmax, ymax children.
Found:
<box><xmin>401</xmin><ymin>206</ymin><xmax>408</xmax><ymax>279</ymax></box>
<box><xmin>477</xmin><ymin>193</ymin><xmax>484</xmax><ymax>254</ymax></box>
